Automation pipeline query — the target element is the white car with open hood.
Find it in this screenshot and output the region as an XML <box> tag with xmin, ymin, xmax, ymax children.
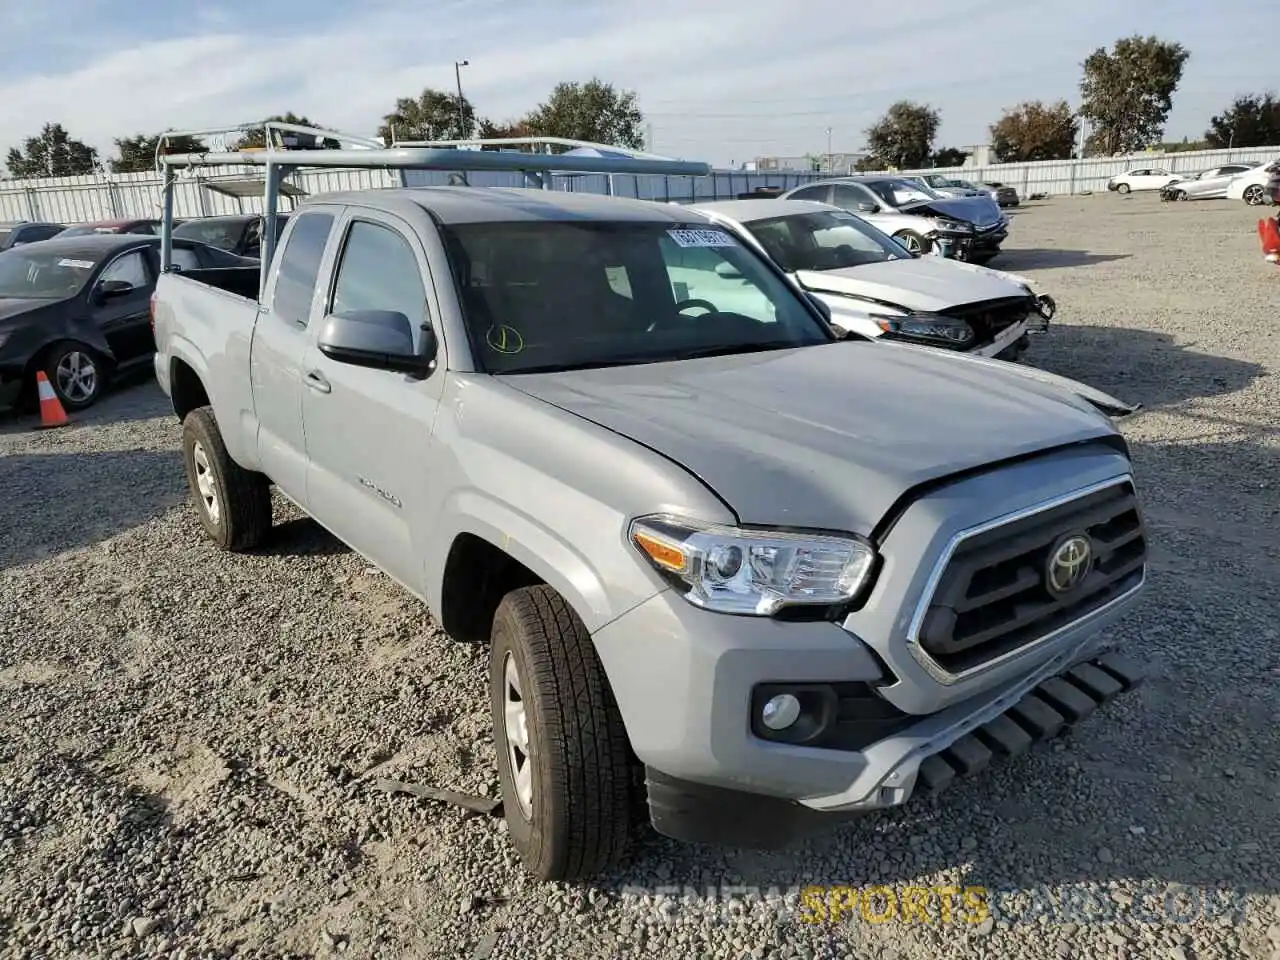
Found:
<box><xmin>687</xmin><ymin>198</ymin><xmax>1055</xmax><ymax>360</ymax></box>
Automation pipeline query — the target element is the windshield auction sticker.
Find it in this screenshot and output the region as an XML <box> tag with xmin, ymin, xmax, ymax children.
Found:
<box><xmin>667</xmin><ymin>229</ymin><xmax>737</xmax><ymax>248</ymax></box>
<box><xmin>58</xmin><ymin>259</ymin><xmax>95</xmax><ymax>269</ymax></box>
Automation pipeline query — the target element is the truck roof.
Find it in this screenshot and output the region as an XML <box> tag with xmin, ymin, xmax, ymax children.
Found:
<box><xmin>310</xmin><ymin>187</ymin><xmax>716</xmax><ymax>226</ymax></box>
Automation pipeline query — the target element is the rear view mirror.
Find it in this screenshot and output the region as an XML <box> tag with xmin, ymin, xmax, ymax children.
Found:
<box><xmin>317</xmin><ymin>309</ymin><xmax>437</xmax><ymax>377</ymax></box>
<box><xmin>714</xmin><ymin>261</ymin><xmax>744</xmax><ymax>279</ymax></box>
<box><xmin>806</xmin><ymin>293</ymin><xmax>832</xmax><ymax>322</ymax></box>
<box><xmin>856</xmin><ymin>202</ymin><xmax>878</xmax><ymax>213</ymax></box>
<box><xmin>95</xmin><ymin>279</ymin><xmax>134</xmax><ymax>303</ymax></box>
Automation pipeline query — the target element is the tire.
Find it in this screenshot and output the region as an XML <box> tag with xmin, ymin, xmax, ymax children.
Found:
<box><xmin>42</xmin><ymin>342</ymin><xmax>105</xmax><ymax>411</ymax></box>
<box><xmin>490</xmin><ymin>584</ymin><xmax>632</xmax><ymax>881</ymax></box>
<box><xmin>180</xmin><ymin>406</ymin><xmax>272</xmax><ymax>551</ymax></box>
<box><xmin>1174</xmin><ymin>190</ymin><xmax>1188</xmax><ymax>201</ymax></box>
<box><xmin>970</xmin><ymin>250</ymin><xmax>998</xmax><ymax>266</ymax></box>
<box><xmin>892</xmin><ymin>230</ymin><xmax>930</xmax><ymax>255</ymax></box>
<box><xmin>1116</xmin><ymin>183</ymin><xmax>1130</xmax><ymax>194</ymax></box>
<box><xmin>1244</xmin><ymin>184</ymin><xmax>1266</xmax><ymax>206</ymax></box>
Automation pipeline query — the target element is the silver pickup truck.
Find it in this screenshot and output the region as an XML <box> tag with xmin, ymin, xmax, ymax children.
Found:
<box><xmin>151</xmin><ymin>140</ymin><xmax>1149</xmax><ymax>883</ymax></box>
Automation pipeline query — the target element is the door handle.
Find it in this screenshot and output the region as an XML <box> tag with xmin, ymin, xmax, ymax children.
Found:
<box><xmin>304</xmin><ymin>370</ymin><xmax>331</xmax><ymax>394</ymax></box>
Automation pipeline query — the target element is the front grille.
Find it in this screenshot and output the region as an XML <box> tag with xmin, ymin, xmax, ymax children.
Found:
<box><xmin>939</xmin><ymin>295</ymin><xmax>1033</xmax><ymax>345</ymax></box>
<box><xmin>916</xmin><ymin>480</ymin><xmax>1146</xmax><ymax>676</ymax></box>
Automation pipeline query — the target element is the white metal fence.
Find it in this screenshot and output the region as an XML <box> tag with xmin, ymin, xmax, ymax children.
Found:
<box><xmin>0</xmin><ymin>165</ymin><xmax>823</xmax><ymax>224</ymax></box>
<box><xmin>872</xmin><ymin>145</ymin><xmax>1280</xmax><ymax>197</ymax></box>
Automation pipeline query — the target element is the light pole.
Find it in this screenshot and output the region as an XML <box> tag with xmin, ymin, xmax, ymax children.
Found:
<box><xmin>454</xmin><ymin>60</ymin><xmax>470</xmax><ymax>139</ymax></box>
<box><xmin>826</xmin><ymin>126</ymin><xmax>832</xmax><ymax>171</ymax></box>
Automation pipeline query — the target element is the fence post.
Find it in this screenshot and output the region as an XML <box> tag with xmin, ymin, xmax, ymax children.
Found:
<box><xmin>105</xmin><ymin>180</ymin><xmax>120</xmax><ymax>217</ymax></box>
<box><xmin>23</xmin><ymin>187</ymin><xmax>38</xmax><ymax>220</ymax></box>
<box><xmin>1068</xmin><ymin>162</ymin><xmax>1076</xmax><ymax>196</ymax></box>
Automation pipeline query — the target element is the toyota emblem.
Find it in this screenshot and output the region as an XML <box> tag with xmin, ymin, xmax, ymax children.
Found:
<box><xmin>1046</xmin><ymin>534</ymin><xmax>1093</xmax><ymax>596</ymax></box>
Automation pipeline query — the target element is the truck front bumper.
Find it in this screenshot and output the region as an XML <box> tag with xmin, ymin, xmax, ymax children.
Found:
<box><xmin>643</xmin><ymin>651</ymin><xmax>1144</xmax><ymax>849</ymax></box>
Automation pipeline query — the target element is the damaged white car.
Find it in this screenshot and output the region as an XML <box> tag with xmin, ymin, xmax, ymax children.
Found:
<box><xmin>687</xmin><ymin>199</ymin><xmax>1055</xmax><ymax>360</ymax></box>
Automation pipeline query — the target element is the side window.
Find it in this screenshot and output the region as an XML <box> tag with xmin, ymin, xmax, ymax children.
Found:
<box><xmin>330</xmin><ymin>220</ymin><xmax>428</xmax><ymax>331</ymax></box>
<box><xmin>660</xmin><ymin>236</ymin><xmax>777</xmax><ymax>325</ymax></box>
<box><xmin>788</xmin><ymin>185</ymin><xmax>829</xmax><ymax>204</ymax></box>
<box><xmin>169</xmin><ymin>247</ymin><xmax>201</xmax><ymax>271</ymax></box>
<box><xmin>271</xmin><ymin>212</ymin><xmax>335</xmax><ymax>327</ymax></box>
<box><xmin>832</xmin><ymin>184</ymin><xmax>877</xmax><ymax>211</ymax></box>
<box><xmin>98</xmin><ymin>251</ymin><xmax>150</xmax><ymax>290</ymax></box>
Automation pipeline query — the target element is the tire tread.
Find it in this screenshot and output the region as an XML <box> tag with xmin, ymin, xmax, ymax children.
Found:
<box><xmin>182</xmin><ymin>406</ymin><xmax>271</xmax><ymax>552</ymax></box>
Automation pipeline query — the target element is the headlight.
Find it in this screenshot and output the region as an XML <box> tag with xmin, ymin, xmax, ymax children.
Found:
<box><xmin>934</xmin><ymin>219</ymin><xmax>974</xmax><ymax>234</ymax></box>
<box><xmin>869</xmin><ymin>312</ymin><xmax>975</xmax><ymax>345</ymax></box>
<box><xmin>629</xmin><ymin>515</ymin><xmax>877</xmax><ymax>616</ymax></box>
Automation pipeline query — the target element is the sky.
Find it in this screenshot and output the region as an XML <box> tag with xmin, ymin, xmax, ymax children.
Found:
<box><xmin>0</xmin><ymin>0</ymin><xmax>1273</xmax><ymax>170</ymax></box>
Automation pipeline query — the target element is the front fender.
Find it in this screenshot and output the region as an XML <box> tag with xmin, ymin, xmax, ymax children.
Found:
<box><xmin>424</xmin><ymin>489</ymin><xmax>659</xmax><ymax>634</ymax></box>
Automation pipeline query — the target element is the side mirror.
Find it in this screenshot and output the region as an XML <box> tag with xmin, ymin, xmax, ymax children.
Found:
<box><xmin>95</xmin><ymin>279</ymin><xmax>135</xmax><ymax>303</ymax></box>
<box><xmin>856</xmin><ymin>202</ymin><xmax>878</xmax><ymax>213</ymax></box>
<box><xmin>806</xmin><ymin>292</ymin><xmax>832</xmax><ymax>322</ymax></box>
<box><xmin>317</xmin><ymin>309</ymin><xmax>437</xmax><ymax>377</ymax></box>
<box><xmin>714</xmin><ymin>261</ymin><xmax>744</xmax><ymax>279</ymax></box>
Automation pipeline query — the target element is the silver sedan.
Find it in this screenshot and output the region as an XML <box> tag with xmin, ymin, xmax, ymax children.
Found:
<box><xmin>1163</xmin><ymin>164</ymin><xmax>1255</xmax><ymax>201</ymax></box>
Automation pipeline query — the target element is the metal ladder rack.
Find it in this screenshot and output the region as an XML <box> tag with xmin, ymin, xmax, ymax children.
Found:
<box><xmin>154</xmin><ymin>120</ymin><xmax>711</xmax><ymax>296</ymax></box>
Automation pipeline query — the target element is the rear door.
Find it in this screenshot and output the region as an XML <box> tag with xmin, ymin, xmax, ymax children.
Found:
<box><xmin>89</xmin><ymin>248</ymin><xmax>156</xmax><ymax>362</ymax></box>
<box><xmin>300</xmin><ymin>209</ymin><xmax>445</xmax><ymax>589</ymax></box>
<box><xmin>249</xmin><ymin>209</ymin><xmax>337</xmax><ymax>503</ymax></box>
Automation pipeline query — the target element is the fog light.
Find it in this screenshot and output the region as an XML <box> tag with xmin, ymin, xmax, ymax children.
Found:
<box><xmin>761</xmin><ymin>693</ymin><xmax>802</xmax><ymax>731</ymax></box>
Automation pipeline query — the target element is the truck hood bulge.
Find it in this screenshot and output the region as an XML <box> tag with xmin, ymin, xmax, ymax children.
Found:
<box><xmin>793</xmin><ymin>256</ymin><xmax>1026</xmax><ymax>314</ymax></box>
<box><xmin>504</xmin><ymin>342</ymin><xmax>1122</xmax><ymax>535</ymax></box>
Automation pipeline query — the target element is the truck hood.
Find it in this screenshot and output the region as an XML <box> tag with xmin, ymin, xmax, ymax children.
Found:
<box><xmin>899</xmin><ymin>196</ymin><xmax>1003</xmax><ymax>227</ymax></box>
<box><xmin>503</xmin><ymin>341</ymin><xmax>1124</xmax><ymax>535</ymax></box>
<box><xmin>793</xmin><ymin>257</ymin><xmax>1025</xmax><ymax>313</ymax></box>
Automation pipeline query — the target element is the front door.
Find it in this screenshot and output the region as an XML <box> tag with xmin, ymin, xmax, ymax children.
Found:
<box><xmin>249</xmin><ymin>209</ymin><xmax>336</xmax><ymax>503</ymax></box>
<box><xmin>90</xmin><ymin>249</ymin><xmax>154</xmax><ymax>363</ymax></box>
<box><xmin>300</xmin><ymin>212</ymin><xmax>445</xmax><ymax>591</ymax></box>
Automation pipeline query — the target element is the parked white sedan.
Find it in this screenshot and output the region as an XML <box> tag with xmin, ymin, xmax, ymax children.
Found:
<box><xmin>1225</xmin><ymin>160</ymin><xmax>1280</xmax><ymax>205</ymax></box>
<box><xmin>1106</xmin><ymin>167</ymin><xmax>1181</xmax><ymax>193</ymax></box>
<box><xmin>686</xmin><ymin>199</ymin><xmax>1055</xmax><ymax>360</ymax></box>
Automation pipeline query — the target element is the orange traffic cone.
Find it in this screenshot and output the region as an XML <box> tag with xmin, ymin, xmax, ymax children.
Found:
<box><xmin>33</xmin><ymin>371</ymin><xmax>70</xmax><ymax>429</ymax></box>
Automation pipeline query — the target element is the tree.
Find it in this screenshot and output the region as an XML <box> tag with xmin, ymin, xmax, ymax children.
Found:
<box><xmin>1205</xmin><ymin>93</ymin><xmax>1280</xmax><ymax>149</ymax></box>
<box><xmin>1079</xmin><ymin>35</ymin><xmax>1190</xmax><ymax>156</ymax></box>
<box><xmin>989</xmin><ymin>100</ymin><xmax>1079</xmax><ymax>162</ymax></box>
<box><xmin>110</xmin><ymin>132</ymin><xmax>207</xmax><ymax>173</ymax></box>
<box><xmin>863</xmin><ymin>101</ymin><xmax>940</xmax><ymax>170</ymax></box>
<box><xmin>6</xmin><ymin>123</ymin><xmax>99</xmax><ymax>178</ymax></box>
<box><xmin>378</xmin><ymin>89</ymin><xmax>475</xmax><ymax>144</ymax></box>
<box><xmin>234</xmin><ymin>113</ymin><xmax>339</xmax><ymax>150</ymax></box>
<box><xmin>930</xmin><ymin>146</ymin><xmax>968</xmax><ymax>168</ymax></box>
<box><xmin>475</xmin><ymin>117</ymin><xmax>534</xmax><ymax>150</ymax></box>
<box><xmin>521</xmin><ymin>78</ymin><xmax>645</xmax><ymax>149</ymax></box>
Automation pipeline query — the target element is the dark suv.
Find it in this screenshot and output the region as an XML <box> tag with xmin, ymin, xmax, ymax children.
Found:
<box><xmin>0</xmin><ymin>221</ymin><xmax>67</xmax><ymax>250</ymax></box>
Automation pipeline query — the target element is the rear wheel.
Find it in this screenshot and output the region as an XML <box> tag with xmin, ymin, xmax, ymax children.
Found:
<box><xmin>180</xmin><ymin>406</ymin><xmax>271</xmax><ymax>551</ymax></box>
<box><xmin>1116</xmin><ymin>183</ymin><xmax>1131</xmax><ymax>194</ymax></box>
<box><xmin>892</xmin><ymin>230</ymin><xmax>930</xmax><ymax>255</ymax></box>
<box><xmin>43</xmin><ymin>342</ymin><xmax>104</xmax><ymax>411</ymax></box>
<box><xmin>1244</xmin><ymin>184</ymin><xmax>1266</xmax><ymax>205</ymax></box>
<box><xmin>490</xmin><ymin>584</ymin><xmax>632</xmax><ymax>881</ymax></box>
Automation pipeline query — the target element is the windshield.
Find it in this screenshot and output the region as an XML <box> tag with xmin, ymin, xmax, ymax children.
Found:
<box><xmin>0</xmin><ymin>248</ymin><xmax>98</xmax><ymax>298</ymax></box>
<box><xmin>744</xmin><ymin>210</ymin><xmax>908</xmax><ymax>272</ymax></box>
<box><xmin>865</xmin><ymin>178</ymin><xmax>941</xmax><ymax>207</ymax></box>
<box><xmin>440</xmin><ymin>220</ymin><xmax>834</xmax><ymax>374</ymax></box>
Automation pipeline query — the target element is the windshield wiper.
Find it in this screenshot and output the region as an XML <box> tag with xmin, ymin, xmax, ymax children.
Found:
<box><xmin>498</xmin><ymin>357</ymin><xmax>657</xmax><ymax>375</ymax></box>
<box><xmin>671</xmin><ymin>340</ymin><xmax>814</xmax><ymax>361</ymax></box>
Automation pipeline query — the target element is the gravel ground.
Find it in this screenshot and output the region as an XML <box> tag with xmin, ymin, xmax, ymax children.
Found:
<box><xmin>2</xmin><ymin>192</ymin><xmax>1278</xmax><ymax>960</ymax></box>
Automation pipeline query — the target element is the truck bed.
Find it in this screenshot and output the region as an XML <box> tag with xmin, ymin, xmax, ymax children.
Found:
<box><xmin>175</xmin><ymin>265</ymin><xmax>261</xmax><ymax>302</ymax></box>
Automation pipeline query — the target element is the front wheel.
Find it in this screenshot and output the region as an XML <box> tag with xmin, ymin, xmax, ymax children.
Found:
<box><xmin>43</xmin><ymin>342</ymin><xmax>105</xmax><ymax>411</ymax></box>
<box><xmin>1173</xmin><ymin>190</ymin><xmax>1188</xmax><ymax>201</ymax></box>
<box><xmin>180</xmin><ymin>406</ymin><xmax>272</xmax><ymax>551</ymax></box>
<box><xmin>892</xmin><ymin>230</ymin><xmax>930</xmax><ymax>255</ymax></box>
<box><xmin>1116</xmin><ymin>183</ymin><xmax>1131</xmax><ymax>194</ymax></box>
<box><xmin>490</xmin><ymin>584</ymin><xmax>632</xmax><ymax>881</ymax></box>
